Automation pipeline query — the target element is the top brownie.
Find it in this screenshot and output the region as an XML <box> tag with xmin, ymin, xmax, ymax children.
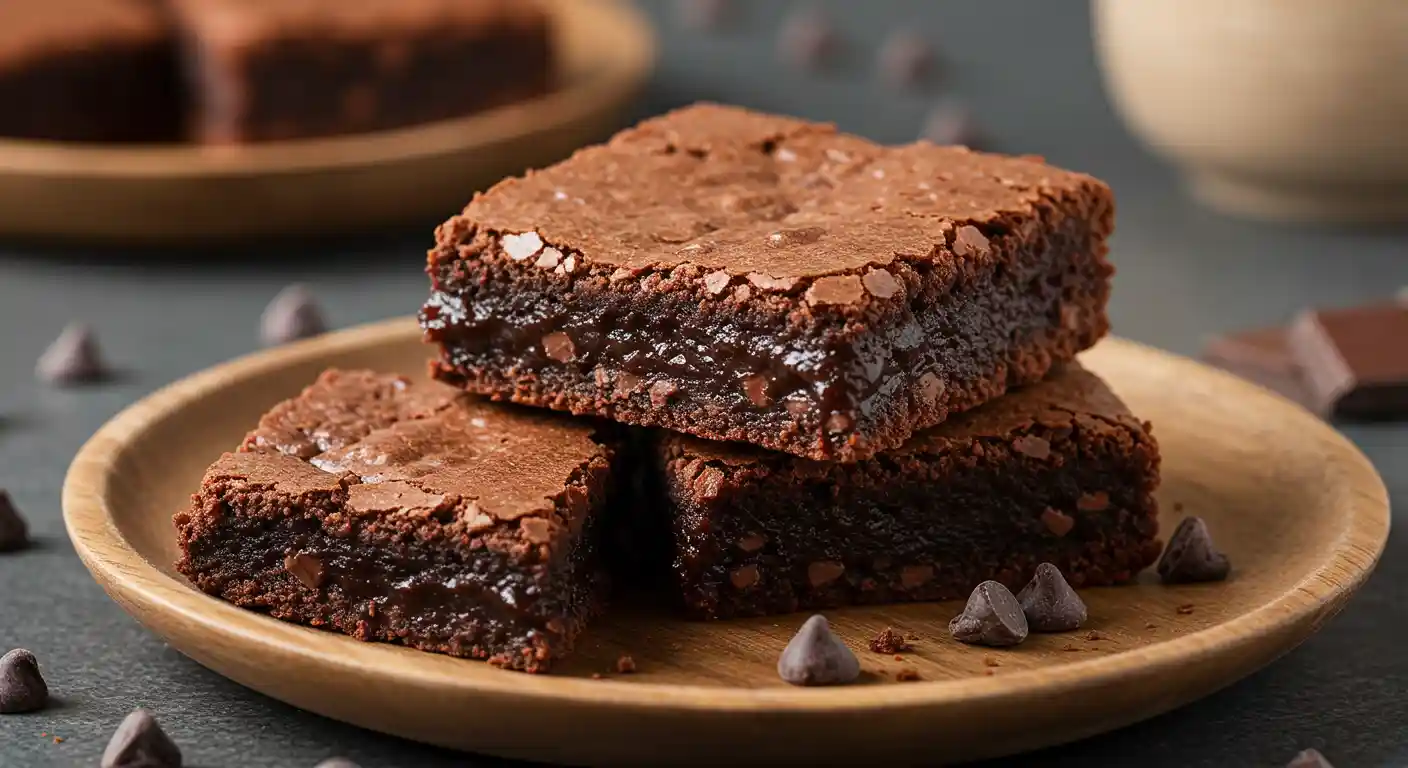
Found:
<box><xmin>424</xmin><ymin>103</ymin><xmax>1115</xmax><ymax>461</ymax></box>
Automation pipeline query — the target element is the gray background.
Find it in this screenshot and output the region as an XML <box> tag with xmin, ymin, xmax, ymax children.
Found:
<box><xmin>2</xmin><ymin>0</ymin><xmax>1406</xmax><ymax>765</ymax></box>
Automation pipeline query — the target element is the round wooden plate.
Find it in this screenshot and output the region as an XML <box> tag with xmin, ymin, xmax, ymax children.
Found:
<box><xmin>63</xmin><ymin>318</ymin><xmax>1389</xmax><ymax>766</ymax></box>
<box><xmin>0</xmin><ymin>0</ymin><xmax>653</xmax><ymax>243</ymax></box>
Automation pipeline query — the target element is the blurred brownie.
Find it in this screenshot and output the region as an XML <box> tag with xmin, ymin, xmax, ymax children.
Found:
<box><xmin>171</xmin><ymin>0</ymin><xmax>554</xmax><ymax>142</ymax></box>
<box><xmin>423</xmin><ymin>104</ymin><xmax>1115</xmax><ymax>462</ymax></box>
<box><xmin>174</xmin><ymin>370</ymin><xmax>616</xmax><ymax>673</ymax></box>
<box><xmin>0</xmin><ymin>0</ymin><xmax>179</xmax><ymax>142</ymax></box>
<box><xmin>652</xmin><ymin>364</ymin><xmax>1161</xmax><ymax>619</ymax></box>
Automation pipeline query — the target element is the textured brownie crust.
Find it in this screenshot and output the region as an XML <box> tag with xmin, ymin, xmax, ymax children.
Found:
<box><xmin>172</xmin><ymin>0</ymin><xmax>553</xmax><ymax>142</ymax></box>
<box><xmin>174</xmin><ymin>370</ymin><xmax>615</xmax><ymax>672</ymax></box>
<box><xmin>654</xmin><ymin>364</ymin><xmax>1161</xmax><ymax>619</ymax></box>
<box><xmin>424</xmin><ymin>103</ymin><xmax>1114</xmax><ymax>462</ymax></box>
<box><xmin>0</xmin><ymin>0</ymin><xmax>180</xmax><ymax>142</ymax></box>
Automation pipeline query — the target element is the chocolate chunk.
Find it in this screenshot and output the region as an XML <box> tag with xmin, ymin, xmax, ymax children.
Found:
<box><xmin>868</xmin><ymin>627</ymin><xmax>912</xmax><ymax>654</ymax></box>
<box><xmin>101</xmin><ymin>709</ymin><xmax>182</xmax><ymax>768</ymax></box>
<box><xmin>949</xmin><ymin>580</ymin><xmax>1028</xmax><ymax>647</ymax></box>
<box><xmin>261</xmin><ymin>285</ymin><xmax>327</xmax><ymax>346</ymax></box>
<box><xmin>921</xmin><ymin>102</ymin><xmax>981</xmax><ymax>147</ymax></box>
<box><xmin>36</xmin><ymin>322</ymin><xmax>109</xmax><ymax>385</ymax></box>
<box><xmin>776</xmin><ymin>614</ymin><xmax>860</xmax><ymax>686</ymax></box>
<box><xmin>1157</xmin><ymin>516</ymin><xmax>1231</xmax><ymax>584</ymax></box>
<box><xmin>284</xmin><ymin>552</ymin><xmax>324</xmax><ymax>590</ymax></box>
<box><xmin>315</xmin><ymin>760</ymin><xmax>361</xmax><ymax>768</ymax></box>
<box><xmin>877</xmin><ymin>31</ymin><xmax>934</xmax><ymax>88</ymax></box>
<box><xmin>1201</xmin><ymin>327</ymin><xmax>1317</xmax><ymax>410</ymax></box>
<box><xmin>1286</xmin><ymin>748</ymin><xmax>1334</xmax><ymax>768</ymax></box>
<box><xmin>1287</xmin><ymin>304</ymin><xmax>1408</xmax><ymax>419</ymax></box>
<box><xmin>778</xmin><ymin>9</ymin><xmax>837</xmax><ymax>71</ymax></box>
<box><xmin>0</xmin><ymin>491</ymin><xmax>29</xmax><ymax>552</ymax></box>
<box><xmin>677</xmin><ymin>0</ymin><xmax>730</xmax><ymax>31</ymax></box>
<box><xmin>542</xmin><ymin>331</ymin><xmax>576</xmax><ymax>362</ymax></box>
<box><xmin>0</xmin><ymin>649</ymin><xmax>48</xmax><ymax>714</ymax></box>
<box><xmin>1016</xmin><ymin>563</ymin><xmax>1088</xmax><ymax>632</ymax></box>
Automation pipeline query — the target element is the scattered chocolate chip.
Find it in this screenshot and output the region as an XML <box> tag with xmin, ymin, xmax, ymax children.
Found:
<box><xmin>807</xmin><ymin>560</ymin><xmax>845</xmax><ymax>587</ymax></box>
<box><xmin>1286</xmin><ymin>748</ymin><xmax>1334</xmax><ymax>768</ymax></box>
<box><xmin>316</xmin><ymin>760</ymin><xmax>362</xmax><ymax>768</ymax></box>
<box><xmin>1016</xmin><ymin>563</ymin><xmax>1087</xmax><ymax>632</ymax></box>
<box><xmin>921</xmin><ymin>102</ymin><xmax>982</xmax><ymax>147</ymax></box>
<box><xmin>615</xmin><ymin>655</ymin><xmax>637</xmax><ymax>674</ymax></box>
<box><xmin>36</xmin><ymin>322</ymin><xmax>109</xmax><ymax>384</ymax></box>
<box><xmin>777</xmin><ymin>614</ymin><xmax>860</xmax><ymax>686</ymax></box>
<box><xmin>1158</xmin><ymin>516</ymin><xmax>1231</xmax><ymax>584</ymax></box>
<box><xmin>677</xmin><ymin>0</ymin><xmax>730</xmax><ymax>31</ymax></box>
<box><xmin>260</xmin><ymin>285</ymin><xmax>327</xmax><ymax>346</ymax></box>
<box><xmin>1040</xmin><ymin>508</ymin><xmax>1074</xmax><ymax>537</ymax></box>
<box><xmin>894</xmin><ymin>668</ymin><xmax>921</xmax><ymax>682</ymax></box>
<box><xmin>101</xmin><ymin>709</ymin><xmax>182</xmax><ymax>768</ymax></box>
<box><xmin>877</xmin><ymin>31</ymin><xmax>934</xmax><ymax>88</ymax></box>
<box><xmin>949</xmin><ymin>580</ymin><xmax>1028</xmax><ymax>647</ymax></box>
<box><xmin>778</xmin><ymin>10</ymin><xmax>837</xmax><ymax>70</ymax></box>
<box><xmin>868</xmin><ymin>627</ymin><xmax>912</xmax><ymax>654</ymax></box>
<box><xmin>0</xmin><ymin>491</ymin><xmax>29</xmax><ymax>552</ymax></box>
<box><xmin>1176</xmin><ymin>603</ymin><xmax>1196</xmax><ymax>615</ymax></box>
<box><xmin>0</xmin><ymin>649</ymin><xmax>48</xmax><ymax>714</ymax></box>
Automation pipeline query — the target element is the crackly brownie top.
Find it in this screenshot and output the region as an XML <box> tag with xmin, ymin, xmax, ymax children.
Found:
<box><xmin>673</xmin><ymin>363</ymin><xmax>1145</xmax><ymax>467</ymax></box>
<box><xmin>224</xmin><ymin>369</ymin><xmax>607</xmax><ymax>531</ymax></box>
<box><xmin>0</xmin><ymin>0</ymin><xmax>166</xmax><ymax>66</ymax></box>
<box><xmin>451</xmin><ymin>103</ymin><xmax>1111</xmax><ymax>288</ymax></box>
<box><xmin>173</xmin><ymin>0</ymin><xmax>547</xmax><ymax>46</ymax></box>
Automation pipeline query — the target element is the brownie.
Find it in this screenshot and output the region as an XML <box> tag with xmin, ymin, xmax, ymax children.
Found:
<box><xmin>651</xmin><ymin>363</ymin><xmax>1162</xmax><ymax>619</ymax></box>
<box><xmin>423</xmin><ymin>104</ymin><xmax>1114</xmax><ymax>462</ymax></box>
<box><xmin>171</xmin><ymin>0</ymin><xmax>554</xmax><ymax>143</ymax></box>
<box><xmin>0</xmin><ymin>0</ymin><xmax>180</xmax><ymax>142</ymax></box>
<box><xmin>174</xmin><ymin>370</ymin><xmax>616</xmax><ymax>673</ymax></box>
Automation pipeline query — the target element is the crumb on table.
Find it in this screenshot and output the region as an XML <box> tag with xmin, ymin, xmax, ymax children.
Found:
<box><xmin>1176</xmin><ymin>603</ymin><xmax>1196</xmax><ymax>615</ymax></box>
<box><xmin>615</xmin><ymin>654</ymin><xmax>637</xmax><ymax>674</ymax></box>
<box><xmin>895</xmin><ymin>668</ymin><xmax>922</xmax><ymax>682</ymax></box>
<box><xmin>869</xmin><ymin>626</ymin><xmax>914</xmax><ymax>654</ymax></box>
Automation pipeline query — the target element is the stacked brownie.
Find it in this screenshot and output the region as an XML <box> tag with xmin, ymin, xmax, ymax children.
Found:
<box><xmin>178</xmin><ymin>104</ymin><xmax>1162</xmax><ymax>671</ymax></box>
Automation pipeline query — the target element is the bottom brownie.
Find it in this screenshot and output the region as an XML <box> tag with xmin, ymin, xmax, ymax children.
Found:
<box><xmin>174</xmin><ymin>370</ymin><xmax>617</xmax><ymax>672</ymax></box>
<box><xmin>655</xmin><ymin>364</ymin><xmax>1162</xmax><ymax>619</ymax></box>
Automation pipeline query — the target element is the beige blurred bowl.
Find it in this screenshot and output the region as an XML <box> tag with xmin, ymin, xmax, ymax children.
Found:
<box><xmin>1094</xmin><ymin>0</ymin><xmax>1408</xmax><ymax>223</ymax></box>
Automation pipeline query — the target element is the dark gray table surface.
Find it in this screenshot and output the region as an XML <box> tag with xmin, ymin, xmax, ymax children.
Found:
<box><xmin>2</xmin><ymin>1</ymin><xmax>1405</xmax><ymax>766</ymax></box>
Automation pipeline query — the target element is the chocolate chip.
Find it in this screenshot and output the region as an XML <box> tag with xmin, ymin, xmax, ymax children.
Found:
<box><xmin>805</xmin><ymin>275</ymin><xmax>865</xmax><ymax>306</ymax></box>
<box><xmin>807</xmin><ymin>560</ymin><xmax>845</xmax><ymax>587</ymax></box>
<box><xmin>1012</xmin><ymin>434</ymin><xmax>1051</xmax><ymax>459</ymax></box>
<box><xmin>730</xmin><ymin>565</ymin><xmax>759</xmax><ymax>589</ymax></box>
<box><xmin>315</xmin><ymin>759</ymin><xmax>361</xmax><ymax>768</ymax></box>
<box><xmin>1077</xmin><ymin>491</ymin><xmax>1110</xmax><ymax>511</ymax></box>
<box><xmin>899</xmin><ymin>564</ymin><xmax>933</xmax><ymax>589</ymax></box>
<box><xmin>1016</xmin><ymin>563</ymin><xmax>1088</xmax><ymax>632</ymax></box>
<box><xmin>1286</xmin><ymin>748</ymin><xmax>1334</xmax><ymax>768</ymax></box>
<box><xmin>777</xmin><ymin>615</ymin><xmax>859</xmax><ymax>686</ymax></box>
<box><xmin>861</xmin><ymin>269</ymin><xmax>901</xmax><ymax>299</ymax></box>
<box><xmin>501</xmin><ymin>231</ymin><xmax>544</xmax><ymax>261</ymax></box>
<box><xmin>101</xmin><ymin>709</ymin><xmax>182</xmax><ymax>768</ymax></box>
<box><xmin>0</xmin><ymin>491</ymin><xmax>28</xmax><ymax>552</ymax></box>
<box><xmin>703</xmin><ymin>270</ymin><xmax>732</xmax><ymax>295</ymax></box>
<box><xmin>0</xmin><ymin>649</ymin><xmax>48</xmax><ymax>713</ymax></box>
<box><xmin>868</xmin><ymin>627</ymin><xmax>911</xmax><ymax>654</ymax></box>
<box><xmin>36</xmin><ymin>322</ymin><xmax>108</xmax><ymax>384</ymax></box>
<box><xmin>261</xmin><ymin>285</ymin><xmax>327</xmax><ymax>346</ymax></box>
<box><xmin>649</xmin><ymin>380</ymin><xmax>678</xmax><ymax>406</ymax></box>
<box><xmin>542</xmin><ymin>331</ymin><xmax>576</xmax><ymax>363</ymax></box>
<box><xmin>921</xmin><ymin>102</ymin><xmax>982</xmax><ymax>147</ymax></box>
<box><xmin>284</xmin><ymin>552</ymin><xmax>323</xmax><ymax>590</ymax></box>
<box><xmin>1157</xmin><ymin>516</ymin><xmax>1231</xmax><ymax>584</ymax></box>
<box><xmin>778</xmin><ymin>10</ymin><xmax>837</xmax><ymax>71</ymax></box>
<box><xmin>877</xmin><ymin>31</ymin><xmax>934</xmax><ymax>88</ymax></box>
<box><xmin>1041</xmin><ymin>508</ymin><xmax>1074</xmax><ymax>537</ymax></box>
<box><xmin>949</xmin><ymin>581</ymin><xmax>1029</xmax><ymax>647</ymax></box>
<box><xmin>615</xmin><ymin>654</ymin><xmax>637</xmax><ymax>674</ymax></box>
<box><xmin>743</xmin><ymin>374</ymin><xmax>773</xmax><ymax>407</ymax></box>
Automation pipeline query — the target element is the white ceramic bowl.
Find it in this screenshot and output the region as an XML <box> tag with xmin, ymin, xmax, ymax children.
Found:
<box><xmin>1094</xmin><ymin>0</ymin><xmax>1408</xmax><ymax>223</ymax></box>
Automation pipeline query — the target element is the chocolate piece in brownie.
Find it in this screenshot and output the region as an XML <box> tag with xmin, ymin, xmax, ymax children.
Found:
<box><xmin>171</xmin><ymin>0</ymin><xmax>554</xmax><ymax>143</ymax></box>
<box><xmin>174</xmin><ymin>370</ymin><xmax>616</xmax><ymax>673</ymax></box>
<box><xmin>652</xmin><ymin>363</ymin><xmax>1161</xmax><ymax>619</ymax></box>
<box><xmin>0</xmin><ymin>0</ymin><xmax>179</xmax><ymax>142</ymax></box>
<box><xmin>423</xmin><ymin>104</ymin><xmax>1114</xmax><ymax>462</ymax></box>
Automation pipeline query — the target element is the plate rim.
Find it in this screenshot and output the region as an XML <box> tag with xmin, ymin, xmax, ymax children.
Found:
<box><xmin>62</xmin><ymin>317</ymin><xmax>1392</xmax><ymax>717</ymax></box>
<box><xmin>0</xmin><ymin>0</ymin><xmax>655</xmax><ymax>180</ymax></box>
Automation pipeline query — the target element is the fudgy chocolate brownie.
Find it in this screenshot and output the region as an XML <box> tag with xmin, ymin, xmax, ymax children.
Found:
<box><xmin>0</xmin><ymin>0</ymin><xmax>180</xmax><ymax>142</ymax></box>
<box><xmin>174</xmin><ymin>370</ymin><xmax>616</xmax><ymax>673</ymax></box>
<box><xmin>652</xmin><ymin>363</ymin><xmax>1161</xmax><ymax>619</ymax></box>
<box><xmin>171</xmin><ymin>0</ymin><xmax>554</xmax><ymax>142</ymax></box>
<box><xmin>423</xmin><ymin>104</ymin><xmax>1114</xmax><ymax>462</ymax></box>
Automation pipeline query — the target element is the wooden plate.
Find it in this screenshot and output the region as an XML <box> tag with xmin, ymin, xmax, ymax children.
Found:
<box><xmin>63</xmin><ymin>319</ymin><xmax>1389</xmax><ymax>766</ymax></box>
<box><xmin>0</xmin><ymin>0</ymin><xmax>653</xmax><ymax>243</ymax></box>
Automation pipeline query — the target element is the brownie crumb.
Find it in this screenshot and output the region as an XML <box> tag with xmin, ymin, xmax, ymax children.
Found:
<box><xmin>982</xmin><ymin>655</ymin><xmax>1001</xmax><ymax>668</ymax></box>
<box><xmin>1061</xmin><ymin>643</ymin><xmax>1081</xmax><ymax>652</ymax></box>
<box><xmin>1085</xmin><ymin>630</ymin><xmax>1106</xmax><ymax>641</ymax></box>
<box><xmin>53</xmin><ymin>737</ymin><xmax>63</xmax><ymax>744</ymax></box>
<box><xmin>893</xmin><ymin>654</ymin><xmax>904</xmax><ymax>661</ymax></box>
<box><xmin>895</xmin><ymin>668</ymin><xmax>922</xmax><ymax>682</ymax></box>
<box><xmin>590</xmin><ymin>673</ymin><xmax>603</xmax><ymax>680</ymax></box>
<box><xmin>1176</xmin><ymin>603</ymin><xmax>1196</xmax><ymax>615</ymax></box>
<box><xmin>615</xmin><ymin>655</ymin><xmax>637</xmax><ymax>674</ymax></box>
<box><xmin>869</xmin><ymin>627</ymin><xmax>912</xmax><ymax>654</ymax></box>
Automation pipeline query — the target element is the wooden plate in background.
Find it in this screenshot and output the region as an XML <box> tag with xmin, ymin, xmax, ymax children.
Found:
<box><xmin>0</xmin><ymin>0</ymin><xmax>654</xmax><ymax>244</ymax></box>
<box><xmin>63</xmin><ymin>319</ymin><xmax>1389</xmax><ymax>766</ymax></box>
